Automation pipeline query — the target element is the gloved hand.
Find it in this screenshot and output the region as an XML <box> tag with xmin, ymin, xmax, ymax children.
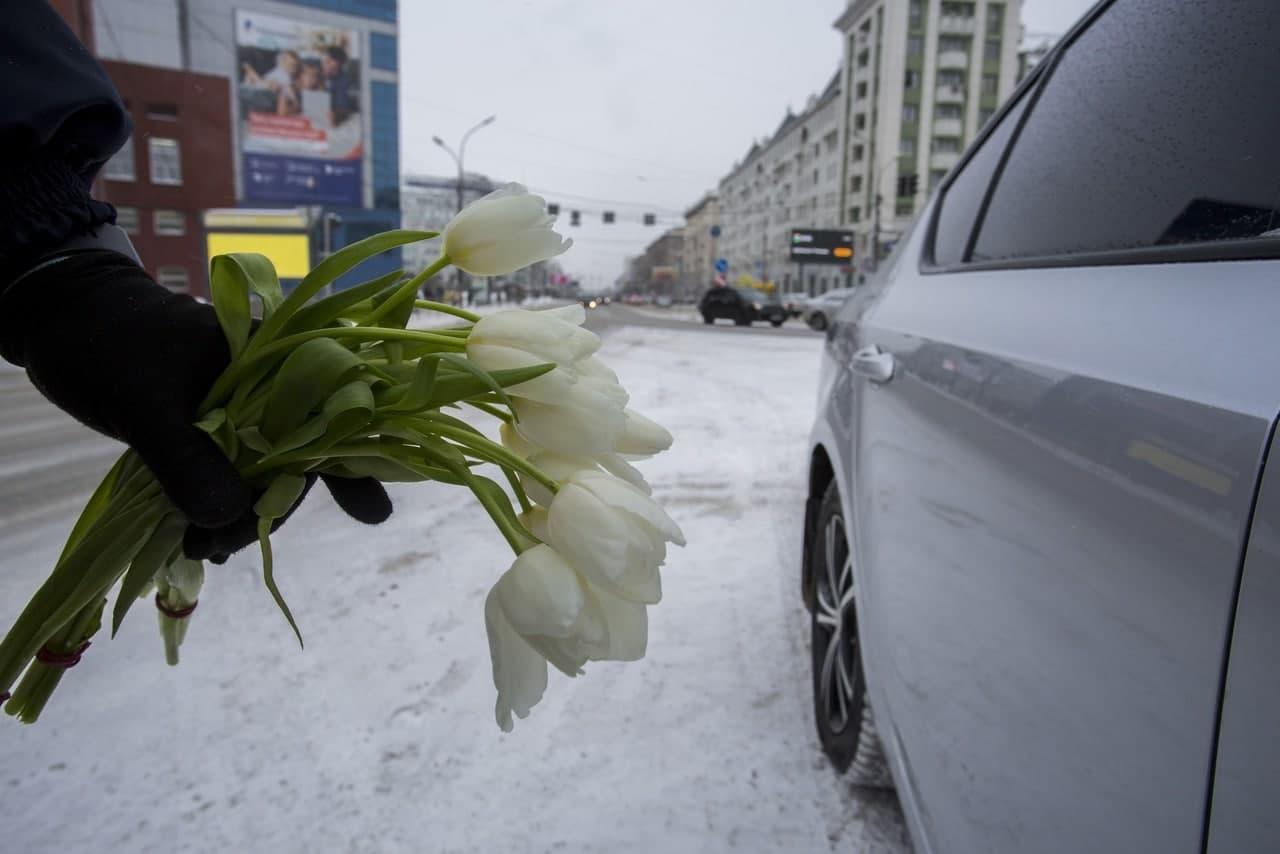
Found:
<box><xmin>0</xmin><ymin>249</ymin><xmax>392</xmax><ymax>562</ymax></box>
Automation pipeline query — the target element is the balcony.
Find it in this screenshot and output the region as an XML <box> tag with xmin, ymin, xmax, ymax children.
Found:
<box><xmin>938</xmin><ymin>15</ymin><xmax>976</xmax><ymax>35</ymax></box>
<box><xmin>935</xmin><ymin>84</ymin><xmax>965</xmax><ymax>104</ymax></box>
<box><xmin>931</xmin><ymin>151</ymin><xmax>962</xmax><ymax>171</ymax></box>
<box><xmin>932</xmin><ymin>117</ymin><xmax>963</xmax><ymax>137</ymax></box>
<box><xmin>937</xmin><ymin>50</ymin><xmax>969</xmax><ymax>70</ymax></box>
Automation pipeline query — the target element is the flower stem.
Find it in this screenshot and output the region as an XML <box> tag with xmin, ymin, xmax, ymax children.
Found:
<box><xmin>409</xmin><ymin>418</ymin><xmax>558</xmax><ymax>495</ymax></box>
<box><xmin>414</xmin><ymin>300</ymin><xmax>481</xmax><ymax>323</ymax></box>
<box><xmin>361</xmin><ymin>256</ymin><xmax>451</xmax><ymax>327</ymax></box>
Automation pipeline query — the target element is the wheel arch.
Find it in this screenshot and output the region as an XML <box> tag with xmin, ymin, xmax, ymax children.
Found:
<box><xmin>802</xmin><ymin>443</ymin><xmax>837</xmax><ymax>612</ymax></box>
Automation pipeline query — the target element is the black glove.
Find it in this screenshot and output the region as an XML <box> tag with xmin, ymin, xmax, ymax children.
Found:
<box><xmin>0</xmin><ymin>249</ymin><xmax>392</xmax><ymax>561</ymax></box>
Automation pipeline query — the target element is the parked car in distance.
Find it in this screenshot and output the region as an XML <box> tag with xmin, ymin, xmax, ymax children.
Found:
<box><xmin>800</xmin><ymin>4</ymin><xmax>1280</xmax><ymax>852</ymax></box>
<box><xmin>698</xmin><ymin>285</ymin><xmax>787</xmax><ymax>327</ymax></box>
<box><xmin>802</xmin><ymin>288</ymin><xmax>855</xmax><ymax>330</ymax></box>
<box><xmin>654</xmin><ymin>295</ymin><xmax>673</xmax><ymax>308</ymax></box>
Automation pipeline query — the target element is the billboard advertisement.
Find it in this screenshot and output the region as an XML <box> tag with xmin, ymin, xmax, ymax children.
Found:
<box><xmin>789</xmin><ymin>229</ymin><xmax>854</xmax><ymax>264</ymax></box>
<box><xmin>235</xmin><ymin>10</ymin><xmax>363</xmax><ymax>206</ymax></box>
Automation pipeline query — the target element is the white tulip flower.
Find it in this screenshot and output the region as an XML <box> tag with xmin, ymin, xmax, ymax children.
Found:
<box><xmin>443</xmin><ymin>183</ymin><xmax>572</xmax><ymax>277</ymax></box>
<box><xmin>518</xmin><ymin>508</ymin><xmax>649</xmax><ymax>662</ymax></box>
<box><xmin>614</xmin><ymin>409</ymin><xmax>674</xmax><ymax>458</ymax></box>
<box><xmin>512</xmin><ymin>388</ymin><xmax>627</xmax><ymax>456</ymax></box>
<box><xmin>485</xmin><ymin>543</ymin><xmax>648</xmax><ymax>731</ymax></box>
<box><xmin>546</xmin><ymin>470</ymin><xmax>685</xmax><ymax>605</ymax></box>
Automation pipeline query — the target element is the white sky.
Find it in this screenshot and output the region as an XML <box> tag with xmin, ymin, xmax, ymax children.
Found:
<box><xmin>401</xmin><ymin>0</ymin><xmax>1096</xmax><ymax>287</ymax></box>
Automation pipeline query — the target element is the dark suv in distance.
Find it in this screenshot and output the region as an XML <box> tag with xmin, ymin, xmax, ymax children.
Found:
<box><xmin>699</xmin><ymin>285</ymin><xmax>787</xmax><ymax>327</ymax></box>
<box><xmin>799</xmin><ymin>2</ymin><xmax>1280</xmax><ymax>853</ymax></box>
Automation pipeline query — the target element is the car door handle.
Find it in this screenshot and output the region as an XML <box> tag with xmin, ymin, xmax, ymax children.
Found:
<box><xmin>852</xmin><ymin>346</ymin><xmax>895</xmax><ymax>383</ymax></box>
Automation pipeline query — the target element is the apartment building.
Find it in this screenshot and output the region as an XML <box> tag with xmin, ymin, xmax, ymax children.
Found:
<box><xmin>834</xmin><ymin>0</ymin><xmax>1022</xmax><ymax>265</ymax></box>
<box><xmin>718</xmin><ymin>72</ymin><xmax>844</xmax><ymax>297</ymax></box>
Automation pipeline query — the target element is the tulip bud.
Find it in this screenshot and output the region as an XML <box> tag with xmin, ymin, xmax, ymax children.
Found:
<box><xmin>443</xmin><ymin>184</ymin><xmax>572</xmax><ymax>277</ymax></box>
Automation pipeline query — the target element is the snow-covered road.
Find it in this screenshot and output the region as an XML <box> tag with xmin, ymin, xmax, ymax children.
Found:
<box><xmin>0</xmin><ymin>311</ymin><xmax>910</xmax><ymax>853</ymax></box>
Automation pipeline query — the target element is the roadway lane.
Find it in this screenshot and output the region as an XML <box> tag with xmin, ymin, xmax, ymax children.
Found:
<box><xmin>586</xmin><ymin>302</ymin><xmax>821</xmax><ymax>339</ymax></box>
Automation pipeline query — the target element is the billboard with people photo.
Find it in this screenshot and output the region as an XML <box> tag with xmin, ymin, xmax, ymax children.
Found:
<box><xmin>235</xmin><ymin>10</ymin><xmax>363</xmax><ymax>206</ymax></box>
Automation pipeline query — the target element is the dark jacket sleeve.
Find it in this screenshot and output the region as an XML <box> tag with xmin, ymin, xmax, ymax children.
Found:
<box><xmin>0</xmin><ymin>0</ymin><xmax>133</xmax><ymax>283</ymax></box>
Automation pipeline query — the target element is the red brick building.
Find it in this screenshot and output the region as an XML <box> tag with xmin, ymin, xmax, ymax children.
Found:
<box><xmin>95</xmin><ymin>62</ymin><xmax>235</xmax><ymax>298</ymax></box>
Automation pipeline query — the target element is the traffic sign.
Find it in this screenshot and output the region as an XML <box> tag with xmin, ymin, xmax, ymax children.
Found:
<box><xmin>710</xmin><ymin>225</ymin><xmax>722</xmax><ymax>238</ymax></box>
<box><xmin>714</xmin><ymin>258</ymin><xmax>728</xmax><ymax>273</ymax></box>
<box><xmin>789</xmin><ymin>229</ymin><xmax>855</xmax><ymax>264</ymax></box>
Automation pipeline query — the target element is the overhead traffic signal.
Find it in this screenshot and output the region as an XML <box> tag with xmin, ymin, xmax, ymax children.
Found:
<box><xmin>603</xmin><ymin>211</ymin><xmax>615</xmax><ymax>224</ymax></box>
<box><xmin>643</xmin><ymin>213</ymin><xmax>656</xmax><ymax>226</ymax></box>
<box><xmin>548</xmin><ymin>203</ymin><xmax>560</xmax><ymax>216</ymax></box>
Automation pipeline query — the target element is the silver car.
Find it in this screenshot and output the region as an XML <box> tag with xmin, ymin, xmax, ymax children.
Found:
<box><xmin>802</xmin><ymin>288</ymin><xmax>856</xmax><ymax>331</ymax></box>
<box><xmin>801</xmin><ymin>2</ymin><xmax>1280</xmax><ymax>852</ymax></box>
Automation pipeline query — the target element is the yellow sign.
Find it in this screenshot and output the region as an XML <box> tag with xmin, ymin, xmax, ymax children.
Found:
<box><xmin>833</xmin><ymin>247</ymin><xmax>853</xmax><ymax>259</ymax></box>
<box><xmin>207</xmin><ymin>233</ymin><xmax>311</xmax><ymax>279</ymax></box>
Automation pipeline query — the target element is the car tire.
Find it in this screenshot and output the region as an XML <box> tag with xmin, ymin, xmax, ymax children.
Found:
<box><xmin>703</xmin><ymin>314</ymin><xmax>714</xmax><ymax>325</ymax></box>
<box><xmin>770</xmin><ymin>317</ymin><xmax>784</xmax><ymax>328</ymax></box>
<box><xmin>808</xmin><ymin>313</ymin><xmax>828</xmax><ymax>331</ymax></box>
<box><xmin>810</xmin><ymin>481</ymin><xmax>892</xmax><ymax>788</ymax></box>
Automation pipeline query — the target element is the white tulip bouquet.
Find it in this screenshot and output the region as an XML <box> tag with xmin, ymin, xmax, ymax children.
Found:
<box><xmin>0</xmin><ymin>184</ymin><xmax>683</xmax><ymax>731</ymax></box>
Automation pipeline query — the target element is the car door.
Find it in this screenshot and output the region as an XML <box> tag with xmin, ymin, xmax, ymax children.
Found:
<box><xmin>1207</xmin><ymin>428</ymin><xmax>1280</xmax><ymax>853</ymax></box>
<box><xmin>847</xmin><ymin>2</ymin><xmax>1280</xmax><ymax>852</ymax></box>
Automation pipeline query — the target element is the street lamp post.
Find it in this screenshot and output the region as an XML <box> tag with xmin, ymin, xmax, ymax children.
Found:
<box><xmin>433</xmin><ymin>115</ymin><xmax>496</xmax><ymax>301</ymax></box>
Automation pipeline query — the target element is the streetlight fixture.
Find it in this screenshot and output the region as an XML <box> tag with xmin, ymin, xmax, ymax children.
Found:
<box><xmin>433</xmin><ymin>114</ymin><xmax>497</xmax><ymax>216</ymax></box>
<box><xmin>433</xmin><ymin>115</ymin><xmax>496</xmax><ymax>302</ymax></box>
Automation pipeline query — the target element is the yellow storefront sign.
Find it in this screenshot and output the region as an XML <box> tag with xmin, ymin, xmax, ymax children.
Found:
<box><xmin>206</xmin><ymin>233</ymin><xmax>311</xmax><ymax>280</ymax></box>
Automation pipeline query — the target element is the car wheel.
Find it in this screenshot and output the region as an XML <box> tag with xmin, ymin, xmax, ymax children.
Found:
<box><xmin>808</xmin><ymin>313</ymin><xmax>828</xmax><ymax>331</ymax></box>
<box><xmin>703</xmin><ymin>314</ymin><xmax>714</xmax><ymax>325</ymax></box>
<box><xmin>770</xmin><ymin>317</ymin><xmax>784</xmax><ymax>328</ymax></box>
<box><xmin>811</xmin><ymin>481</ymin><xmax>892</xmax><ymax>787</ymax></box>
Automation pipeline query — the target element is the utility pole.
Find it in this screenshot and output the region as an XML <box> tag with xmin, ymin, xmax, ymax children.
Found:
<box><xmin>872</xmin><ymin>191</ymin><xmax>882</xmax><ymax>271</ymax></box>
<box><xmin>433</xmin><ymin>115</ymin><xmax>496</xmax><ymax>301</ymax></box>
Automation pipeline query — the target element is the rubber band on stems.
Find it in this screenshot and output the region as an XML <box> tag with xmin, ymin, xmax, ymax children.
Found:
<box><xmin>155</xmin><ymin>594</ymin><xmax>197</xmax><ymax>620</ymax></box>
<box><xmin>35</xmin><ymin>641</ymin><xmax>91</xmax><ymax>669</ymax></box>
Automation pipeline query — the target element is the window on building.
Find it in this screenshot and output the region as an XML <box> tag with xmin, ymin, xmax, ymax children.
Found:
<box><xmin>850</xmin><ymin>175</ymin><xmax>863</xmax><ymax>193</ymax></box>
<box><xmin>103</xmin><ymin>137</ymin><xmax>135</xmax><ymax>181</ymax></box>
<box><xmin>929</xmin><ymin>169</ymin><xmax>948</xmax><ymax>191</ymax></box>
<box><xmin>933</xmin><ymin>137</ymin><xmax>961</xmax><ymax>153</ymax></box>
<box><xmin>850</xmin><ymin>206</ymin><xmax>862</xmax><ymax>223</ymax></box>
<box><xmin>902</xmin><ymin>104</ymin><xmax>919</xmax><ymax>123</ymax></box>
<box><xmin>854</xmin><ymin>113</ymin><xmax>867</xmax><ymax>132</ymax></box>
<box><xmin>907</xmin><ymin>36</ymin><xmax>923</xmax><ymax>56</ymax></box>
<box><xmin>940</xmin><ymin>37</ymin><xmax>969</xmax><ymax>54</ymax></box>
<box><xmin>370</xmin><ymin>31</ymin><xmax>398</xmax><ymax>71</ymax></box>
<box><xmin>813</xmin><ymin>168</ymin><xmax>820</xmax><ymax>186</ymax></box>
<box><xmin>145</xmin><ymin>102</ymin><xmax>178</xmax><ymax>121</ymax></box>
<box><xmin>852</xmin><ymin>144</ymin><xmax>865</xmax><ymax>162</ymax></box>
<box><xmin>936</xmin><ymin>103</ymin><xmax>964</xmax><ymax>120</ymax></box>
<box><xmin>972</xmin><ymin>0</ymin><xmax>1280</xmax><ymax>263</ymax></box>
<box><xmin>896</xmin><ymin>200</ymin><xmax>915</xmax><ymax>217</ymax></box>
<box><xmin>900</xmin><ymin>137</ymin><xmax>917</xmax><ymax>156</ymax></box>
<box><xmin>856</xmin><ymin>81</ymin><xmax>868</xmax><ymax>99</ymax></box>
<box><xmin>985</xmin><ymin>39</ymin><xmax>1002</xmax><ymax>61</ymax></box>
<box><xmin>905</xmin><ymin>69</ymin><xmax>921</xmax><ymax>89</ymax></box>
<box><xmin>938</xmin><ymin>69</ymin><xmax>966</xmax><ymax>88</ymax></box>
<box><xmin>979</xmin><ymin>108</ymin><xmax>995</xmax><ymax>126</ymax></box>
<box><xmin>115</xmin><ymin>206</ymin><xmax>140</xmax><ymax>235</ymax></box>
<box><xmin>909</xmin><ymin>0</ymin><xmax>923</xmax><ymax>29</ymax></box>
<box><xmin>148</xmin><ymin>137</ymin><xmax>182</xmax><ymax>185</ymax></box>
<box><xmin>155</xmin><ymin>267</ymin><xmax>189</xmax><ymax>293</ymax></box>
<box><xmin>153</xmin><ymin>209</ymin><xmax>186</xmax><ymax>236</ymax></box>
<box><xmin>981</xmin><ymin>74</ymin><xmax>999</xmax><ymax>96</ymax></box>
<box><xmin>987</xmin><ymin>3</ymin><xmax>1004</xmax><ymax>30</ymax></box>
<box><xmin>930</xmin><ymin>86</ymin><xmax>1031</xmax><ymax>265</ymax></box>
<box><xmin>857</xmin><ymin>49</ymin><xmax>870</xmax><ymax>68</ymax></box>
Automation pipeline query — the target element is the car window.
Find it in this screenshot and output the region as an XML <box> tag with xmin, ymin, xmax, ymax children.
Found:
<box><xmin>929</xmin><ymin>86</ymin><xmax>1032</xmax><ymax>267</ymax></box>
<box><xmin>972</xmin><ymin>0</ymin><xmax>1280</xmax><ymax>263</ymax></box>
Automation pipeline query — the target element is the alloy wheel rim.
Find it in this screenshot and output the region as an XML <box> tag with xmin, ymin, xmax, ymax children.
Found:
<box><xmin>815</xmin><ymin>513</ymin><xmax>858</xmax><ymax>735</ymax></box>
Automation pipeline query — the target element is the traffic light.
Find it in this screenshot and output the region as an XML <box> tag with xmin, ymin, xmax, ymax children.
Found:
<box><xmin>548</xmin><ymin>203</ymin><xmax>560</xmax><ymax>216</ymax></box>
<box><xmin>603</xmin><ymin>211</ymin><xmax>615</xmax><ymax>224</ymax></box>
<box><xmin>643</xmin><ymin>213</ymin><xmax>656</xmax><ymax>226</ymax></box>
<box><xmin>570</xmin><ymin>210</ymin><xmax>581</xmax><ymax>227</ymax></box>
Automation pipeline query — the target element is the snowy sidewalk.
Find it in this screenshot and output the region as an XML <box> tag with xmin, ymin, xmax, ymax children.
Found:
<box><xmin>0</xmin><ymin>323</ymin><xmax>909</xmax><ymax>854</ymax></box>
